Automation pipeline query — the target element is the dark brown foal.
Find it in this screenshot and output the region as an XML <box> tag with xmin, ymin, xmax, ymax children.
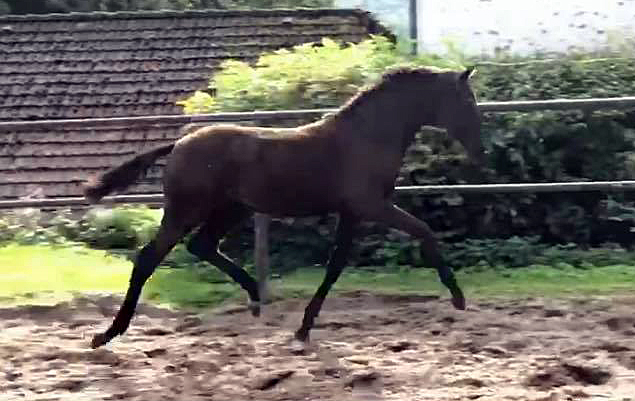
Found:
<box><xmin>84</xmin><ymin>66</ymin><xmax>485</xmax><ymax>348</ymax></box>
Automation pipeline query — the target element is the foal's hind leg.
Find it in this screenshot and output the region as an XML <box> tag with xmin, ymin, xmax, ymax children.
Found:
<box><xmin>186</xmin><ymin>202</ymin><xmax>261</xmax><ymax>316</ymax></box>
<box><xmin>91</xmin><ymin>204</ymin><xmax>194</xmax><ymax>349</ymax></box>
<box><xmin>365</xmin><ymin>202</ymin><xmax>465</xmax><ymax>310</ymax></box>
<box><xmin>295</xmin><ymin>213</ymin><xmax>356</xmax><ymax>342</ymax></box>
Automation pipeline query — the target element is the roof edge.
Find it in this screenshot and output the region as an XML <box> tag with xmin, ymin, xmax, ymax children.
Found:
<box><xmin>0</xmin><ymin>7</ymin><xmax>396</xmax><ymax>43</ymax></box>
<box><xmin>1</xmin><ymin>7</ymin><xmax>372</xmax><ymax>22</ymax></box>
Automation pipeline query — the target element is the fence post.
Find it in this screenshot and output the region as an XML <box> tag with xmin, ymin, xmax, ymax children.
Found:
<box><xmin>254</xmin><ymin>213</ymin><xmax>271</xmax><ymax>304</ymax></box>
<box><xmin>409</xmin><ymin>0</ymin><xmax>418</xmax><ymax>55</ymax></box>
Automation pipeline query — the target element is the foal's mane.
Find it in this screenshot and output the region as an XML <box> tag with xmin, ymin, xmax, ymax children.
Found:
<box><xmin>327</xmin><ymin>66</ymin><xmax>448</xmax><ymax>121</ymax></box>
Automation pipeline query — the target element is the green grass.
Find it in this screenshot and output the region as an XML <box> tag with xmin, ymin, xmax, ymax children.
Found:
<box><xmin>0</xmin><ymin>244</ymin><xmax>133</xmax><ymax>304</ymax></box>
<box><xmin>0</xmin><ymin>243</ymin><xmax>247</xmax><ymax>308</ymax></box>
<box><xmin>1</xmin><ymin>244</ymin><xmax>634</xmax><ymax>308</ymax></box>
<box><xmin>278</xmin><ymin>264</ymin><xmax>635</xmax><ymax>300</ymax></box>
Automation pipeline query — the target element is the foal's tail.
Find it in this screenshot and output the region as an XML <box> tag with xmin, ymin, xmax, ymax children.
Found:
<box><xmin>83</xmin><ymin>143</ymin><xmax>175</xmax><ymax>203</ymax></box>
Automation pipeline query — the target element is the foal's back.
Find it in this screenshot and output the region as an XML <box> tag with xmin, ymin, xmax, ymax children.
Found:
<box><xmin>164</xmin><ymin>123</ymin><xmax>342</xmax><ymax>216</ymax></box>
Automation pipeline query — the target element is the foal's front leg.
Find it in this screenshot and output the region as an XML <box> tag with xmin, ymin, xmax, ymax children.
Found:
<box><xmin>295</xmin><ymin>213</ymin><xmax>356</xmax><ymax>342</ymax></box>
<box><xmin>366</xmin><ymin>202</ymin><xmax>466</xmax><ymax>310</ymax></box>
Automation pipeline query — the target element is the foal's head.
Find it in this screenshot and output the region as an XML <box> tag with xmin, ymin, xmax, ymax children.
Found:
<box><xmin>434</xmin><ymin>67</ymin><xmax>484</xmax><ymax>165</ymax></box>
<box><xmin>384</xmin><ymin>66</ymin><xmax>485</xmax><ymax>165</ymax></box>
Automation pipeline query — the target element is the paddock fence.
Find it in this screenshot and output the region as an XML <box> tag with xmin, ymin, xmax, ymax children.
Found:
<box><xmin>3</xmin><ymin>96</ymin><xmax>635</xmax><ymax>301</ymax></box>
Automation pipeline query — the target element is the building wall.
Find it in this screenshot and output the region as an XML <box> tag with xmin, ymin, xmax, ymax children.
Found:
<box><xmin>416</xmin><ymin>0</ymin><xmax>635</xmax><ymax>57</ymax></box>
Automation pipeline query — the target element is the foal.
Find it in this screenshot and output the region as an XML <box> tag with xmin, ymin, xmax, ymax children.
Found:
<box><xmin>85</xmin><ymin>66</ymin><xmax>484</xmax><ymax>348</ymax></box>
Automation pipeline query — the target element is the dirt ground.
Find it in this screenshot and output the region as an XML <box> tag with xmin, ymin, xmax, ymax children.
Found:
<box><xmin>1</xmin><ymin>291</ymin><xmax>635</xmax><ymax>401</ymax></box>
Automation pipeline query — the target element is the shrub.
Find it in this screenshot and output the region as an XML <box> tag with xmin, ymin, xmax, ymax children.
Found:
<box><xmin>80</xmin><ymin>206</ymin><xmax>161</xmax><ymax>249</ymax></box>
<box><xmin>0</xmin><ymin>209</ymin><xmax>67</xmax><ymax>246</ymax></box>
<box><xmin>177</xmin><ymin>36</ymin><xmax>464</xmax><ymax>113</ymax></box>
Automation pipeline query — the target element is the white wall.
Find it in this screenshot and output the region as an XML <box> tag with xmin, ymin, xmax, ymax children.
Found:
<box><xmin>416</xmin><ymin>0</ymin><xmax>635</xmax><ymax>57</ymax></box>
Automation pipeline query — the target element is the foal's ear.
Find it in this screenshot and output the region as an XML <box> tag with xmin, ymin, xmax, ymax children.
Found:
<box><xmin>459</xmin><ymin>66</ymin><xmax>477</xmax><ymax>81</ymax></box>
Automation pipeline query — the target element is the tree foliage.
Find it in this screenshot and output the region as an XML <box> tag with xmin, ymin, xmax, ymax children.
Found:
<box><xmin>178</xmin><ymin>36</ymin><xmax>463</xmax><ymax>113</ymax></box>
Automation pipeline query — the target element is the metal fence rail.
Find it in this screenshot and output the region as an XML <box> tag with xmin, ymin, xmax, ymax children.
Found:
<box><xmin>3</xmin><ymin>181</ymin><xmax>635</xmax><ymax>209</ymax></box>
<box><xmin>1</xmin><ymin>96</ymin><xmax>633</xmax><ymax>210</ymax></box>
<box><xmin>2</xmin><ymin>96</ymin><xmax>635</xmax><ymax>131</ymax></box>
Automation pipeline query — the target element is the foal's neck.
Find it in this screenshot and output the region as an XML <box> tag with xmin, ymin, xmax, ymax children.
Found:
<box><xmin>332</xmin><ymin>84</ymin><xmax>439</xmax><ymax>155</ymax></box>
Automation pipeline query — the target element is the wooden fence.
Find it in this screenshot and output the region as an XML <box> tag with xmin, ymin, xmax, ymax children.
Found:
<box><xmin>3</xmin><ymin>96</ymin><xmax>635</xmax><ymax>301</ymax></box>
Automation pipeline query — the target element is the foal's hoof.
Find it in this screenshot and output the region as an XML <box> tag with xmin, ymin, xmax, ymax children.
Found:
<box><xmin>90</xmin><ymin>332</ymin><xmax>110</xmax><ymax>349</ymax></box>
<box><xmin>293</xmin><ymin>328</ymin><xmax>310</xmax><ymax>344</ymax></box>
<box><xmin>290</xmin><ymin>339</ymin><xmax>309</xmax><ymax>355</ymax></box>
<box><xmin>451</xmin><ymin>295</ymin><xmax>466</xmax><ymax>311</ymax></box>
<box><xmin>289</xmin><ymin>332</ymin><xmax>310</xmax><ymax>355</ymax></box>
<box><xmin>248</xmin><ymin>301</ymin><xmax>261</xmax><ymax>317</ymax></box>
